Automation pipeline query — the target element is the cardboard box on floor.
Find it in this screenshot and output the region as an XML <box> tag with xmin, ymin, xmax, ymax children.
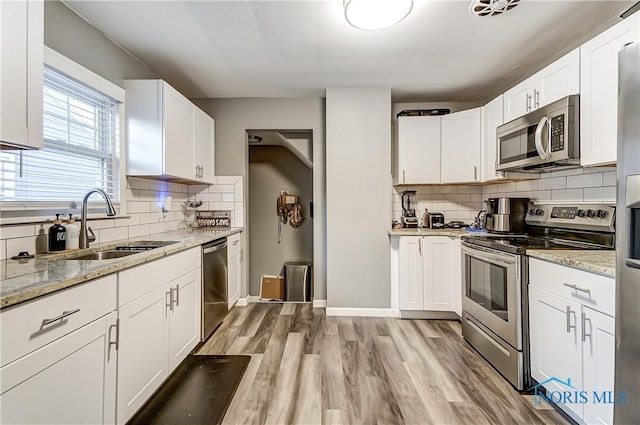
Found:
<box><xmin>260</xmin><ymin>275</ymin><xmax>284</xmax><ymax>300</ymax></box>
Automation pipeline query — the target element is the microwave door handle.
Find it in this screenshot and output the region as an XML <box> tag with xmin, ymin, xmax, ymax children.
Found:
<box><xmin>534</xmin><ymin>116</ymin><xmax>550</xmax><ymax>160</ymax></box>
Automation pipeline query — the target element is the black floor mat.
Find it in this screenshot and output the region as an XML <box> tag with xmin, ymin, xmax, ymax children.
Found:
<box><xmin>128</xmin><ymin>355</ymin><xmax>251</xmax><ymax>425</ymax></box>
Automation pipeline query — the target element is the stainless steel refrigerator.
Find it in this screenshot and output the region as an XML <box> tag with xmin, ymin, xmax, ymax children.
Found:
<box><xmin>615</xmin><ymin>40</ymin><xmax>640</xmax><ymax>425</ymax></box>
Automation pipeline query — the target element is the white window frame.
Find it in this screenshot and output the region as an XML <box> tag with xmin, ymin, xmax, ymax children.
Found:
<box><xmin>0</xmin><ymin>47</ymin><xmax>127</xmax><ymax>224</ymax></box>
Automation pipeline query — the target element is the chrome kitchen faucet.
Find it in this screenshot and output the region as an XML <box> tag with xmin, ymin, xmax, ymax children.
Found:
<box><xmin>80</xmin><ymin>188</ymin><xmax>116</xmax><ymax>249</ymax></box>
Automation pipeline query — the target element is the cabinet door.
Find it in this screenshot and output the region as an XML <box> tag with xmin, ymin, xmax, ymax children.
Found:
<box><xmin>168</xmin><ymin>269</ymin><xmax>201</xmax><ymax>371</ymax></box>
<box><xmin>228</xmin><ymin>234</ymin><xmax>241</xmax><ymax>309</ymax></box>
<box><xmin>529</xmin><ymin>285</ymin><xmax>583</xmax><ymax>420</ymax></box>
<box><xmin>536</xmin><ymin>48</ymin><xmax>580</xmax><ymax>107</ymax></box>
<box><xmin>581</xmin><ymin>17</ymin><xmax>639</xmax><ymax>167</ymax></box>
<box><xmin>0</xmin><ymin>312</ymin><xmax>117</xmax><ymax>425</ymax></box>
<box><xmin>481</xmin><ymin>95</ymin><xmax>505</xmax><ymax>182</ymax></box>
<box><xmin>441</xmin><ymin>108</ymin><xmax>481</xmax><ymax>183</ymax></box>
<box><xmin>582</xmin><ymin>307</ymin><xmax>615</xmax><ymax>425</ymax></box>
<box><xmin>423</xmin><ymin>237</ymin><xmax>454</xmax><ymax>311</ymax></box>
<box><xmin>397</xmin><ymin>116</ymin><xmax>441</xmax><ymax>184</ymax></box>
<box><xmin>398</xmin><ymin>237</ymin><xmax>424</xmax><ymax>310</ymax></box>
<box><xmin>0</xmin><ymin>0</ymin><xmax>43</xmax><ymax>149</ymax></box>
<box><xmin>503</xmin><ymin>77</ymin><xmax>535</xmax><ymax>122</ymax></box>
<box><xmin>163</xmin><ymin>83</ymin><xmax>195</xmax><ymax>179</ymax></box>
<box><xmin>194</xmin><ymin>108</ymin><xmax>215</xmax><ymax>183</ymax></box>
<box><xmin>117</xmin><ymin>286</ymin><xmax>169</xmax><ymax>425</ymax></box>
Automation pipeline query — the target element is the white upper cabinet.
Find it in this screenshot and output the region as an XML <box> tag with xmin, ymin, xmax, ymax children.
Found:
<box><xmin>397</xmin><ymin>109</ymin><xmax>481</xmax><ymax>185</ymax></box>
<box><xmin>163</xmin><ymin>84</ymin><xmax>196</xmax><ymax>179</ymax></box>
<box><xmin>441</xmin><ymin>108</ymin><xmax>481</xmax><ymax>183</ymax></box>
<box><xmin>125</xmin><ymin>79</ymin><xmax>215</xmax><ymax>183</ymax></box>
<box><xmin>536</xmin><ymin>48</ymin><xmax>580</xmax><ymax>107</ymax></box>
<box><xmin>0</xmin><ymin>0</ymin><xmax>43</xmax><ymax>149</ymax></box>
<box><xmin>194</xmin><ymin>108</ymin><xmax>215</xmax><ymax>183</ymax></box>
<box><xmin>397</xmin><ymin>116</ymin><xmax>441</xmax><ymax>184</ymax></box>
<box><xmin>581</xmin><ymin>14</ymin><xmax>639</xmax><ymax>167</ymax></box>
<box><xmin>503</xmin><ymin>48</ymin><xmax>580</xmax><ymax>123</ymax></box>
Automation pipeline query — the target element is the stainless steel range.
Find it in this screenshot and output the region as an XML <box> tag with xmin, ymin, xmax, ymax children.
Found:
<box><xmin>461</xmin><ymin>202</ymin><xmax>615</xmax><ymax>390</ymax></box>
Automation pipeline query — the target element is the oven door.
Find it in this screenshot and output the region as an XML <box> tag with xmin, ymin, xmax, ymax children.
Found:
<box><xmin>461</xmin><ymin>243</ymin><xmax>522</xmax><ymax>349</ymax></box>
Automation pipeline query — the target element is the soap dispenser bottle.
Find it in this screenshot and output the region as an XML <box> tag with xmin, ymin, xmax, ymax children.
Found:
<box><xmin>64</xmin><ymin>214</ymin><xmax>80</xmax><ymax>250</ymax></box>
<box><xmin>48</xmin><ymin>214</ymin><xmax>66</xmax><ymax>252</ymax></box>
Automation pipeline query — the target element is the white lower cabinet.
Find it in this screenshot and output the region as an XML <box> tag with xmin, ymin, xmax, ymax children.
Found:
<box><xmin>227</xmin><ymin>233</ymin><xmax>241</xmax><ymax>309</ymax></box>
<box><xmin>529</xmin><ymin>258</ymin><xmax>615</xmax><ymax>425</ymax></box>
<box><xmin>117</xmin><ymin>248</ymin><xmax>202</xmax><ymax>425</ymax></box>
<box><xmin>397</xmin><ymin>236</ymin><xmax>460</xmax><ymax>313</ymax></box>
<box><xmin>0</xmin><ymin>275</ymin><xmax>117</xmax><ymax>425</ymax></box>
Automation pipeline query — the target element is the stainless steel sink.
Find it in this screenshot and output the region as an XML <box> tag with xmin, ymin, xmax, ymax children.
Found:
<box><xmin>71</xmin><ymin>251</ymin><xmax>139</xmax><ymax>260</ymax></box>
<box><xmin>65</xmin><ymin>240</ymin><xmax>179</xmax><ymax>260</ymax></box>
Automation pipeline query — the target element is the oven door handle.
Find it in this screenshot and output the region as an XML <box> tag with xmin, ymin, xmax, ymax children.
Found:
<box><xmin>461</xmin><ymin>244</ymin><xmax>516</xmax><ymax>266</ymax></box>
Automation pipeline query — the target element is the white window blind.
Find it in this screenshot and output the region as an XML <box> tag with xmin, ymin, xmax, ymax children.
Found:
<box><xmin>0</xmin><ymin>65</ymin><xmax>120</xmax><ymax>208</ymax></box>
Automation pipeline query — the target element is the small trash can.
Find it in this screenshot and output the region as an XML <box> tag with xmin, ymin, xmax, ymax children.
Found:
<box><xmin>283</xmin><ymin>261</ymin><xmax>312</xmax><ymax>302</ymax></box>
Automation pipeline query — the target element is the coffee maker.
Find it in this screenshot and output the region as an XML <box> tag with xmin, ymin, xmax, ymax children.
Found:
<box><xmin>401</xmin><ymin>190</ymin><xmax>419</xmax><ymax>228</ymax></box>
<box><xmin>483</xmin><ymin>197</ymin><xmax>530</xmax><ymax>233</ymax></box>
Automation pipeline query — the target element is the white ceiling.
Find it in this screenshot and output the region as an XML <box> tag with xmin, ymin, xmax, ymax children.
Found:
<box><xmin>65</xmin><ymin>0</ymin><xmax>635</xmax><ymax>102</ymax></box>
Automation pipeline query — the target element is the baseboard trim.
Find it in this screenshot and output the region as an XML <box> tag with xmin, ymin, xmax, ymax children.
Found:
<box><xmin>236</xmin><ymin>295</ymin><xmax>260</xmax><ymax>306</ymax></box>
<box><xmin>312</xmin><ymin>299</ymin><xmax>327</xmax><ymax>308</ymax></box>
<box><xmin>325</xmin><ymin>307</ymin><xmax>399</xmax><ymax>318</ymax></box>
<box><xmin>398</xmin><ymin>310</ymin><xmax>460</xmax><ymax>320</ymax></box>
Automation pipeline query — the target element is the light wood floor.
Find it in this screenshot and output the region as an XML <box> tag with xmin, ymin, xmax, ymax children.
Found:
<box><xmin>197</xmin><ymin>303</ymin><xmax>568</xmax><ymax>425</ymax></box>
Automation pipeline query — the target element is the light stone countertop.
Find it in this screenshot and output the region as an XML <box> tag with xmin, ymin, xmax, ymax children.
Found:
<box><xmin>388</xmin><ymin>228</ymin><xmax>470</xmax><ymax>238</ymax></box>
<box><xmin>526</xmin><ymin>249</ymin><xmax>616</xmax><ymax>278</ymax></box>
<box><xmin>0</xmin><ymin>228</ymin><xmax>243</xmax><ymax>310</ymax></box>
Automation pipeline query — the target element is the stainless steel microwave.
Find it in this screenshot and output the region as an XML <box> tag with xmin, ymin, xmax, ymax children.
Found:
<box><xmin>496</xmin><ymin>95</ymin><xmax>580</xmax><ymax>172</ymax></box>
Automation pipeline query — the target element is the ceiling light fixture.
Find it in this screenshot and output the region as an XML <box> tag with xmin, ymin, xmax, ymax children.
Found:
<box><xmin>344</xmin><ymin>0</ymin><xmax>413</xmax><ymax>31</ymax></box>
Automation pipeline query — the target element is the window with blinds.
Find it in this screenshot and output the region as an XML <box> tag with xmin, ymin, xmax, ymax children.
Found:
<box><xmin>0</xmin><ymin>65</ymin><xmax>120</xmax><ymax>208</ymax></box>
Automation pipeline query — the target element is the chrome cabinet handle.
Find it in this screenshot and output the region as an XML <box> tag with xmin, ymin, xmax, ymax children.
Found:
<box><xmin>166</xmin><ymin>289</ymin><xmax>174</xmax><ymax>312</ymax></box>
<box><xmin>526</xmin><ymin>93</ymin><xmax>532</xmax><ymax>112</ymax></box>
<box><xmin>175</xmin><ymin>284</ymin><xmax>180</xmax><ymax>307</ymax></box>
<box><xmin>418</xmin><ymin>238</ymin><xmax>422</xmax><ymax>256</ymax></box>
<box><xmin>474</xmin><ymin>166</ymin><xmax>478</xmax><ymax>181</ymax></box>
<box><xmin>403</xmin><ymin>169</ymin><xmax>406</xmax><ymax>183</ymax></box>
<box><xmin>566</xmin><ymin>306</ymin><xmax>576</xmax><ymax>333</ymax></box>
<box><xmin>534</xmin><ymin>89</ymin><xmax>540</xmax><ymax>108</ymax></box>
<box><xmin>563</xmin><ymin>283</ymin><xmax>591</xmax><ymax>295</ymax></box>
<box><xmin>108</xmin><ymin>319</ymin><xmax>119</xmax><ymax>351</ymax></box>
<box><xmin>42</xmin><ymin>309</ymin><xmax>80</xmax><ymax>327</ymax></box>
<box><xmin>582</xmin><ymin>313</ymin><xmax>592</xmax><ymax>342</ymax></box>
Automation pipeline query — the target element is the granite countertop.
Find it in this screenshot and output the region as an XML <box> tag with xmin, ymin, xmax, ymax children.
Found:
<box><xmin>388</xmin><ymin>228</ymin><xmax>470</xmax><ymax>238</ymax></box>
<box><xmin>526</xmin><ymin>249</ymin><xmax>616</xmax><ymax>278</ymax></box>
<box><xmin>0</xmin><ymin>228</ymin><xmax>243</xmax><ymax>310</ymax></box>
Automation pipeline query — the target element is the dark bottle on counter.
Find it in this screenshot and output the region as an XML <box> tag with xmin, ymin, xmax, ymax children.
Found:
<box><xmin>48</xmin><ymin>214</ymin><xmax>66</xmax><ymax>252</ymax></box>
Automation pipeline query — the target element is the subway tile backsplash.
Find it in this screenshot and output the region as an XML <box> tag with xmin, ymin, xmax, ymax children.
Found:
<box><xmin>0</xmin><ymin>176</ymin><xmax>244</xmax><ymax>260</ymax></box>
<box><xmin>392</xmin><ymin>167</ymin><xmax>616</xmax><ymax>223</ymax></box>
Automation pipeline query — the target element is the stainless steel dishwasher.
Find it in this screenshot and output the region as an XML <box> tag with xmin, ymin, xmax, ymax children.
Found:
<box><xmin>202</xmin><ymin>238</ymin><xmax>228</xmax><ymax>341</ymax></box>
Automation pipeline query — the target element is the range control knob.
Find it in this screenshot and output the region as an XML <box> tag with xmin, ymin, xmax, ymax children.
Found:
<box><xmin>597</xmin><ymin>209</ymin><xmax>607</xmax><ymax>218</ymax></box>
<box><xmin>535</xmin><ymin>209</ymin><xmax>544</xmax><ymax>216</ymax></box>
<box><xmin>587</xmin><ymin>209</ymin><xmax>596</xmax><ymax>218</ymax></box>
<box><xmin>577</xmin><ymin>209</ymin><xmax>586</xmax><ymax>217</ymax></box>
<box><xmin>529</xmin><ymin>209</ymin><xmax>536</xmax><ymax>215</ymax></box>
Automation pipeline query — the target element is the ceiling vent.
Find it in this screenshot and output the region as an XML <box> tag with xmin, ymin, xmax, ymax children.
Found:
<box><xmin>470</xmin><ymin>0</ymin><xmax>520</xmax><ymax>17</ymax></box>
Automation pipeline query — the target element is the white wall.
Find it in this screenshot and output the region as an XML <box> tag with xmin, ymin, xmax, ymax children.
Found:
<box><xmin>0</xmin><ymin>177</ymin><xmax>243</xmax><ymax>260</ymax></box>
<box><xmin>326</xmin><ymin>87</ymin><xmax>392</xmax><ymax>309</ymax></box>
<box><xmin>192</xmin><ymin>97</ymin><xmax>326</xmax><ymax>300</ymax></box>
<box><xmin>391</xmin><ymin>167</ymin><xmax>617</xmax><ymax>223</ymax></box>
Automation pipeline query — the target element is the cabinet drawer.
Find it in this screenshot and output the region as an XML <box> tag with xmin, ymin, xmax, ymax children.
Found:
<box><xmin>119</xmin><ymin>247</ymin><xmax>200</xmax><ymax>307</ymax></box>
<box><xmin>529</xmin><ymin>258</ymin><xmax>615</xmax><ymax>316</ymax></box>
<box><xmin>0</xmin><ymin>274</ymin><xmax>117</xmax><ymax>367</ymax></box>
